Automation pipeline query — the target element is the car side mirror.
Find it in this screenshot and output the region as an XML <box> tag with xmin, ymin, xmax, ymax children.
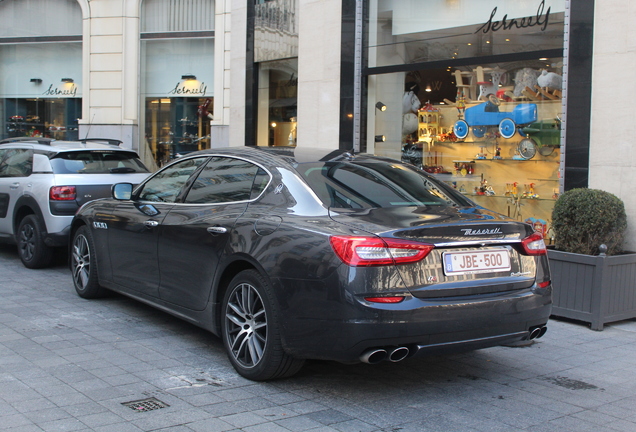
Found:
<box><xmin>32</xmin><ymin>154</ymin><xmax>53</xmax><ymax>173</ymax></box>
<box><xmin>112</xmin><ymin>183</ymin><xmax>133</xmax><ymax>200</ymax></box>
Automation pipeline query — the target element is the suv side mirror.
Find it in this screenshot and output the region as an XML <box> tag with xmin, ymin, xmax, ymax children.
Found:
<box><xmin>32</xmin><ymin>154</ymin><xmax>53</xmax><ymax>173</ymax></box>
<box><xmin>112</xmin><ymin>183</ymin><xmax>133</xmax><ymax>200</ymax></box>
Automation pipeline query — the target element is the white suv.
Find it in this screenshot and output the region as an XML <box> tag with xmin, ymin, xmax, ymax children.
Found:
<box><xmin>0</xmin><ymin>137</ymin><xmax>151</xmax><ymax>268</ymax></box>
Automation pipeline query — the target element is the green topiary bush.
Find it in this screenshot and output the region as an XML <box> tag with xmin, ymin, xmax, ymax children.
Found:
<box><xmin>551</xmin><ymin>188</ymin><xmax>627</xmax><ymax>256</ymax></box>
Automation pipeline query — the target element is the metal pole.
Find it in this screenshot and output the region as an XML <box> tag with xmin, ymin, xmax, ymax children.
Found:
<box><xmin>352</xmin><ymin>0</ymin><xmax>363</xmax><ymax>152</ymax></box>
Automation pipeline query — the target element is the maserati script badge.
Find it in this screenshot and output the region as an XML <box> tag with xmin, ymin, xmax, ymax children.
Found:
<box><xmin>460</xmin><ymin>228</ymin><xmax>503</xmax><ymax>236</ymax></box>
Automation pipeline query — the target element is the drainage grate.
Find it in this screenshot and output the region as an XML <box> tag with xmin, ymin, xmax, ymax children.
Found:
<box><xmin>122</xmin><ymin>397</ymin><xmax>170</xmax><ymax>412</ymax></box>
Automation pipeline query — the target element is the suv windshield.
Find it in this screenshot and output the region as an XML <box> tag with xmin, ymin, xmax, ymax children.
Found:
<box><xmin>50</xmin><ymin>151</ymin><xmax>150</xmax><ymax>174</ymax></box>
<box><xmin>297</xmin><ymin>161</ymin><xmax>470</xmax><ymax>209</ymax></box>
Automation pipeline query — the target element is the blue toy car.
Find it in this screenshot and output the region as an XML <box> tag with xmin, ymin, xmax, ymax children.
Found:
<box><xmin>454</xmin><ymin>98</ymin><xmax>538</xmax><ymax>140</ymax></box>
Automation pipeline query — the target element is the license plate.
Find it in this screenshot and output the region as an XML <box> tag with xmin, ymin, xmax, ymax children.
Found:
<box><xmin>443</xmin><ymin>249</ymin><xmax>511</xmax><ymax>276</ymax></box>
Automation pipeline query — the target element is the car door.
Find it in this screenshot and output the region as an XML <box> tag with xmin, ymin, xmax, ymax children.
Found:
<box><xmin>0</xmin><ymin>147</ymin><xmax>33</xmax><ymax>236</ymax></box>
<box><xmin>108</xmin><ymin>156</ymin><xmax>208</xmax><ymax>297</ymax></box>
<box><xmin>157</xmin><ymin>156</ymin><xmax>267</xmax><ymax>310</ymax></box>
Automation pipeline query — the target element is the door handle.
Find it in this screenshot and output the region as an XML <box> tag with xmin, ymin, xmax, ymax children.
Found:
<box><xmin>10</xmin><ymin>182</ymin><xmax>19</xmax><ymax>189</ymax></box>
<box><xmin>144</xmin><ymin>220</ymin><xmax>159</xmax><ymax>228</ymax></box>
<box><xmin>207</xmin><ymin>226</ymin><xmax>227</xmax><ymax>235</ymax></box>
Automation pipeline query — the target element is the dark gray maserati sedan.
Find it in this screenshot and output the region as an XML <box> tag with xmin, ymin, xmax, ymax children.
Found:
<box><xmin>70</xmin><ymin>146</ymin><xmax>551</xmax><ymax>380</ymax></box>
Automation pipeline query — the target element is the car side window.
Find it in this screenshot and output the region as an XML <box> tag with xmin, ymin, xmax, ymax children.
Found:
<box><xmin>184</xmin><ymin>157</ymin><xmax>261</xmax><ymax>204</ymax></box>
<box><xmin>0</xmin><ymin>149</ymin><xmax>33</xmax><ymax>178</ymax></box>
<box><xmin>138</xmin><ymin>157</ymin><xmax>207</xmax><ymax>203</ymax></box>
<box><xmin>0</xmin><ymin>150</ymin><xmax>6</xmax><ymax>177</ymax></box>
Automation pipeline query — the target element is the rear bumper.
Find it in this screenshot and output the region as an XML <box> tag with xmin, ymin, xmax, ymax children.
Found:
<box><xmin>276</xmin><ymin>280</ymin><xmax>552</xmax><ymax>363</ymax></box>
<box><xmin>44</xmin><ymin>224</ymin><xmax>72</xmax><ymax>247</ymax></box>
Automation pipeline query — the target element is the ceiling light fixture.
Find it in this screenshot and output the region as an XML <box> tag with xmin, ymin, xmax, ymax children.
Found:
<box><xmin>375</xmin><ymin>102</ymin><xmax>387</xmax><ymax>112</ymax></box>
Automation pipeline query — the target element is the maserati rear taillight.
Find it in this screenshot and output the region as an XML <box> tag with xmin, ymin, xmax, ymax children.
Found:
<box><xmin>521</xmin><ymin>232</ymin><xmax>547</xmax><ymax>256</ymax></box>
<box><xmin>50</xmin><ymin>186</ymin><xmax>77</xmax><ymax>201</ymax></box>
<box><xmin>330</xmin><ymin>236</ymin><xmax>434</xmax><ymax>267</ymax></box>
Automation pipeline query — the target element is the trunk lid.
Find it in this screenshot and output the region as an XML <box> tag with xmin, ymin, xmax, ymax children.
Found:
<box><xmin>329</xmin><ymin>205</ymin><xmax>538</xmax><ymax>298</ymax></box>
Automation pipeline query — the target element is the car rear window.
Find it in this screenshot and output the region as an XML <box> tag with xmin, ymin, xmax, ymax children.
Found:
<box><xmin>50</xmin><ymin>151</ymin><xmax>150</xmax><ymax>174</ymax></box>
<box><xmin>297</xmin><ymin>161</ymin><xmax>470</xmax><ymax>209</ymax></box>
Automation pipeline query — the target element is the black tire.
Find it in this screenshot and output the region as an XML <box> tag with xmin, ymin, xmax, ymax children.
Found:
<box><xmin>221</xmin><ymin>270</ymin><xmax>304</xmax><ymax>381</ymax></box>
<box><xmin>71</xmin><ymin>225</ymin><xmax>105</xmax><ymax>299</ymax></box>
<box><xmin>17</xmin><ymin>214</ymin><xmax>53</xmax><ymax>269</ymax></box>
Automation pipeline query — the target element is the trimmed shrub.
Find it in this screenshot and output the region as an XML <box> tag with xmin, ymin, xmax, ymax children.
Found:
<box><xmin>551</xmin><ymin>188</ymin><xmax>627</xmax><ymax>255</ymax></box>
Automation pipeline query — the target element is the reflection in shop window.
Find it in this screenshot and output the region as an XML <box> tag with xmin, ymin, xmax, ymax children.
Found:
<box><xmin>144</xmin><ymin>97</ymin><xmax>212</xmax><ymax>167</ymax></box>
<box><xmin>257</xmin><ymin>59</ymin><xmax>298</xmax><ymax>147</ymax></box>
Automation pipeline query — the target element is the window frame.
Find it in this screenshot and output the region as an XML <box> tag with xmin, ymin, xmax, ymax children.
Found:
<box><xmin>181</xmin><ymin>156</ymin><xmax>273</xmax><ymax>205</ymax></box>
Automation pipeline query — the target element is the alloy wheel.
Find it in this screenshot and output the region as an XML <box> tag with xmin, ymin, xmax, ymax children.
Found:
<box><xmin>224</xmin><ymin>282</ymin><xmax>268</xmax><ymax>369</ymax></box>
<box><xmin>72</xmin><ymin>234</ymin><xmax>91</xmax><ymax>291</ymax></box>
<box><xmin>19</xmin><ymin>223</ymin><xmax>35</xmax><ymax>261</ymax></box>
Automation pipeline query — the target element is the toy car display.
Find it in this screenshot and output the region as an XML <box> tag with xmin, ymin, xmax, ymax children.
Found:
<box><xmin>521</xmin><ymin>118</ymin><xmax>561</xmax><ymax>156</ymax></box>
<box><xmin>453</xmin><ymin>97</ymin><xmax>538</xmax><ymax>140</ymax></box>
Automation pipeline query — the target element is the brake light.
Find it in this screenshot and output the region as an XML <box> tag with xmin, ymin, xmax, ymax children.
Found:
<box><xmin>521</xmin><ymin>232</ymin><xmax>547</xmax><ymax>256</ymax></box>
<box><xmin>50</xmin><ymin>186</ymin><xmax>77</xmax><ymax>201</ymax></box>
<box><xmin>330</xmin><ymin>236</ymin><xmax>434</xmax><ymax>267</ymax></box>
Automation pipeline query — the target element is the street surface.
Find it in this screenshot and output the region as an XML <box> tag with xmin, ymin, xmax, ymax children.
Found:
<box><xmin>1</xmin><ymin>244</ymin><xmax>636</xmax><ymax>432</ymax></box>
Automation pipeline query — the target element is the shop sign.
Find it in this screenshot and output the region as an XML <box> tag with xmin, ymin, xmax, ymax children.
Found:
<box><xmin>168</xmin><ymin>82</ymin><xmax>208</xmax><ymax>97</ymax></box>
<box><xmin>392</xmin><ymin>0</ymin><xmax>564</xmax><ymax>36</ymax></box>
<box><xmin>476</xmin><ymin>0</ymin><xmax>551</xmax><ymax>34</ymax></box>
<box><xmin>42</xmin><ymin>84</ymin><xmax>78</xmax><ymax>97</ymax></box>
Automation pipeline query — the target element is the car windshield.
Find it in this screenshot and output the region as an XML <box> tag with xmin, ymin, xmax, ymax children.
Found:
<box><xmin>49</xmin><ymin>151</ymin><xmax>150</xmax><ymax>174</ymax></box>
<box><xmin>297</xmin><ymin>160</ymin><xmax>470</xmax><ymax>209</ymax></box>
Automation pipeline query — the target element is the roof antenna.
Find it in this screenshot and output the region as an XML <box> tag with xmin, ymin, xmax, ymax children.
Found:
<box><xmin>84</xmin><ymin>114</ymin><xmax>95</xmax><ymax>140</ymax></box>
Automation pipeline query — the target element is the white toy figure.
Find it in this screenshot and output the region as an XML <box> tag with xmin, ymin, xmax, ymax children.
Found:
<box><xmin>513</xmin><ymin>68</ymin><xmax>541</xmax><ymax>97</ymax></box>
<box><xmin>402</xmin><ymin>90</ymin><xmax>421</xmax><ymax>114</ymax></box>
<box><xmin>537</xmin><ymin>70</ymin><xmax>562</xmax><ymax>90</ymax></box>
<box><xmin>402</xmin><ymin>82</ymin><xmax>421</xmax><ymax>135</ymax></box>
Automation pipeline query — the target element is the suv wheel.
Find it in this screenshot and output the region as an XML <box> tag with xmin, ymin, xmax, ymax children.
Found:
<box><xmin>17</xmin><ymin>215</ymin><xmax>53</xmax><ymax>269</ymax></box>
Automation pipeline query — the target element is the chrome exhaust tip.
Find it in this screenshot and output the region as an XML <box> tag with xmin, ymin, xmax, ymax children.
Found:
<box><xmin>388</xmin><ymin>346</ymin><xmax>410</xmax><ymax>362</ymax></box>
<box><xmin>529</xmin><ymin>327</ymin><xmax>542</xmax><ymax>340</ymax></box>
<box><xmin>360</xmin><ymin>348</ymin><xmax>388</xmax><ymax>364</ymax></box>
<box><xmin>537</xmin><ymin>326</ymin><xmax>547</xmax><ymax>339</ymax></box>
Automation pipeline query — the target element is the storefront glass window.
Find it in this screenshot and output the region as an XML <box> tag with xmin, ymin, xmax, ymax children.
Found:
<box><xmin>1</xmin><ymin>42</ymin><xmax>82</xmax><ymax>141</ymax></box>
<box><xmin>141</xmin><ymin>0</ymin><xmax>215</xmax><ymax>168</ymax></box>
<box><xmin>366</xmin><ymin>0</ymin><xmax>565</xmax><ymax>239</ymax></box>
<box><xmin>252</xmin><ymin>0</ymin><xmax>299</xmax><ymax>147</ymax></box>
<box><xmin>140</xmin><ymin>37</ymin><xmax>214</xmax><ymax>167</ymax></box>
<box><xmin>257</xmin><ymin>59</ymin><xmax>298</xmax><ymax>147</ymax></box>
<box><xmin>0</xmin><ymin>1</ymin><xmax>82</xmax><ymax>141</ymax></box>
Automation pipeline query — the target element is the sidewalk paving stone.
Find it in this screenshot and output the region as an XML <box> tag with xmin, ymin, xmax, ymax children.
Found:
<box><xmin>1</xmin><ymin>243</ymin><xmax>636</xmax><ymax>431</ymax></box>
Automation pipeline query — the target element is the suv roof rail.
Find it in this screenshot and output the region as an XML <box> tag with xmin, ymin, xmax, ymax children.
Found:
<box><xmin>0</xmin><ymin>137</ymin><xmax>55</xmax><ymax>145</ymax></box>
<box><xmin>79</xmin><ymin>138</ymin><xmax>123</xmax><ymax>147</ymax></box>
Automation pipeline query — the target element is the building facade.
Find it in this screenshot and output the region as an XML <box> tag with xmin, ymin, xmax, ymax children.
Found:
<box><xmin>0</xmin><ymin>0</ymin><xmax>229</xmax><ymax>171</ymax></box>
<box><xmin>1</xmin><ymin>0</ymin><xmax>635</xmax><ymax>250</ymax></box>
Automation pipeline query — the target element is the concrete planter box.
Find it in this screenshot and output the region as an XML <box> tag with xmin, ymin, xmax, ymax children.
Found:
<box><xmin>548</xmin><ymin>249</ymin><xmax>636</xmax><ymax>330</ymax></box>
